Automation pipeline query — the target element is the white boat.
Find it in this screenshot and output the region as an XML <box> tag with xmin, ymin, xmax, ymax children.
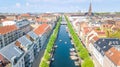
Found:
<box><xmin>70</xmin><ymin>52</ymin><xmax>77</xmax><ymax>56</ymax></box>
<box><xmin>54</xmin><ymin>45</ymin><xmax>58</xmax><ymax>48</ymax></box>
<box><xmin>70</xmin><ymin>56</ymin><xmax>78</xmax><ymax>60</ymax></box>
<box><xmin>70</xmin><ymin>48</ymin><xmax>75</xmax><ymax>52</ymax></box>
<box><xmin>65</xmin><ymin>42</ymin><xmax>67</xmax><ymax>44</ymax></box>
<box><xmin>51</xmin><ymin>58</ymin><xmax>54</xmax><ymax>61</ymax></box>
<box><xmin>59</xmin><ymin>40</ymin><xmax>62</xmax><ymax>42</ymax></box>
<box><xmin>74</xmin><ymin>61</ymin><xmax>80</xmax><ymax>66</ymax></box>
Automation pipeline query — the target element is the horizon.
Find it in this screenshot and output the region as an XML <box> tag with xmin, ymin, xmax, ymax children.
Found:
<box><xmin>0</xmin><ymin>0</ymin><xmax>120</xmax><ymax>13</ymax></box>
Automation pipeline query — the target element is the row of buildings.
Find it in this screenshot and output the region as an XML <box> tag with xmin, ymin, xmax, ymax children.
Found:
<box><xmin>0</xmin><ymin>13</ymin><xmax>60</xmax><ymax>67</ymax></box>
<box><xmin>67</xmin><ymin>14</ymin><xmax>120</xmax><ymax>67</ymax></box>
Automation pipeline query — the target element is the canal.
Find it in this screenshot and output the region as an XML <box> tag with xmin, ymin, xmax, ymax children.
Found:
<box><xmin>50</xmin><ymin>20</ymin><xmax>78</xmax><ymax>67</ymax></box>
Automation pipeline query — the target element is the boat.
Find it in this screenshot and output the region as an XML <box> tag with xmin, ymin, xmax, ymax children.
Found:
<box><xmin>59</xmin><ymin>40</ymin><xmax>62</xmax><ymax>42</ymax></box>
<box><xmin>70</xmin><ymin>56</ymin><xmax>78</xmax><ymax>60</ymax></box>
<box><xmin>65</xmin><ymin>42</ymin><xmax>67</xmax><ymax>44</ymax></box>
<box><xmin>51</xmin><ymin>58</ymin><xmax>54</xmax><ymax>61</ymax></box>
<box><xmin>74</xmin><ymin>61</ymin><xmax>80</xmax><ymax>66</ymax></box>
<box><xmin>54</xmin><ymin>45</ymin><xmax>58</xmax><ymax>48</ymax></box>
<box><xmin>70</xmin><ymin>52</ymin><xmax>77</xmax><ymax>56</ymax></box>
<box><xmin>70</xmin><ymin>48</ymin><xmax>75</xmax><ymax>52</ymax></box>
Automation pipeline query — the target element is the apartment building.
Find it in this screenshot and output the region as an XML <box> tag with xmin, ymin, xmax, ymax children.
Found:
<box><xmin>93</xmin><ymin>38</ymin><xmax>120</xmax><ymax>66</ymax></box>
<box><xmin>26</xmin><ymin>31</ymin><xmax>40</xmax><ymax>58</ymax></box>
<box><xmin>0</xmin><ymin>25</ymin><xmax>22</xmax><ymax>48</ymax></box>
<box><xmin>15</xmin><ymin>36</ymin><xmax>34</xmax><ymax>67</ymax></box>
<box><xmin>0</xmin><ymin>42</ymin><xmax>25</xmax><ymax>67</ymax></box>
<box><xmin>34</xmin><ymin>23</ymin><xmax>52</xmax><ymax>49</ymax></box>
<box><xmin>16</xmin><ymin>20</ymin><xmax>32</xmax><ymax>35</ymax></box>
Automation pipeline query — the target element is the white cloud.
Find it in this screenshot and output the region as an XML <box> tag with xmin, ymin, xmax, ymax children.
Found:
<box><xmin>16</xmin><ymin>3</ymin><xmax>21</xmax><ymax>7</ymax></box>
<box><xmin>26</xmin><ymin>2</ymin><xmax>30</xmax><ymax>6</ymax></box>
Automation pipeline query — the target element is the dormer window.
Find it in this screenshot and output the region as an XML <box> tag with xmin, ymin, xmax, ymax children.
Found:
<box><xmin>98</xmin><ymin>42</ymin><xmax>101</xmax><ymax>44</ymax></box>
<box><xmin>103</xmin><ymin>46</ymin><xmax>106</xmax><ymax>48</ymax></box>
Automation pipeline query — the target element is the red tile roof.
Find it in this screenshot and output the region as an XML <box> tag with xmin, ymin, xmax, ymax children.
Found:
<box><xmin>0</xmin><ymin>25</ymin><xmax>18</xmax><ymax>35</ymax></box>
<box><xmin>20</xmin><ymin>13</ymin><xmax>30</xmax><ymax>17</ymax></box>
<box><xmin>36</xmin><ymin>18</ymin><xmax>48</xmax><ymax>23</ymax></box>
<box><xmin>93</xmin><ymin>36</ymin><xmax>99</xmax><ymax>41</ymax></box>
<box><xmin>105</xmin><ymin>47</ymin><xmax>120</xmax><ymax>66</ymax></box>
<box><xmin>96</xmin><ymin>31</ymin><xmax>106</xmax><ymax>36</ymax></box>
<box><xmin>83</xmin><ymin>27</ymin><xmax>91</xmax><ymax>35</ymax></box>
<box><xmin>34</xmin><ymin>23</ymin><xmax>51</xmax><ymax>35</ymax></box>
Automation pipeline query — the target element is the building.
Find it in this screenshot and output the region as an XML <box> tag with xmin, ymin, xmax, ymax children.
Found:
<box><xmin>0</xmin><ymin>21</ymin><xmax>16</xmax><ymax>26</ymax></box>
<box><xmin>0</xmin><ymin>25</ymin><xmax>22</xmax><ymax>49</ymax></box>
<box><xmin>93</xmin><ymin>38</ymin><xmax>120</xmax><ymax>66</ymax></box>
<box><xmin>34</xmin><ymin>23</ymin><xmax>51</xmax><ymax>49</ymax></box>
<box><xmin>104</xmin><ymin>47</ymin><xmax>120</xmax><ymax>67</ymax></box>
<box><xmin>15</xmin><ymin>36</ymin><xmax>34</xmax><ymax>67</ymax></box>
<box><xmin>16</xmin><ymin>20</ymin><xmax>32</xmax><ymax>35</ymax></box>
<box><xmin>26</xmin><ymin>31</ymin><xmax>40</xmax><ymax>58</ymax></box>
<box><xmin>0</xmin><ymin>42</ymin><xmax>24</xmax><ymax>67</ymax></box>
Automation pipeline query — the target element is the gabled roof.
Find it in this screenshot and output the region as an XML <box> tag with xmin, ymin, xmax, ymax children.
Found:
<box><xmin>17</xmin><ymin>36</ymin><xmax>32</xmax><ymax>50</ymax></box>
<box><xmin>0</xmin><ymin>42</ymin><xmax>24</xmax><ymax>63</ymax></box>
<box><xmin>0</xmin><ymin>25</ymin><xmax>17</xmax><ymax>35</ymax></box>
<box><xmin>34</xmin><ymin>23</ymin><xmax>51</xmax><ymax>35</ymax></box>
<box><xmin>105</xmin><ymin>47</ymin><xmax>120</xmax><ymax>66</ymax></box>
<box><xmin>27</xmin><ymin>31</ymin><xmax>38</xmax><ymax>40</ymax></box>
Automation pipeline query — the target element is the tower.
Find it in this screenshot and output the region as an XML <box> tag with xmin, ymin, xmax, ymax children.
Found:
<box><xmin>88</xmin><ymin>2</ymin><xmax>92</xmax><ymax>16</ymax></box>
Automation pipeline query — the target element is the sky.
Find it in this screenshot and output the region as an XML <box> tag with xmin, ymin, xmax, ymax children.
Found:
<box><xmin>0</xmin><ymin>0</ymin><xmax>120</xmax><ymax>13</ymax></box>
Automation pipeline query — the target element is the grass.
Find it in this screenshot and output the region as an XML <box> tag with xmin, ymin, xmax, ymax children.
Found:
<box><xmin>65</xmin><ymin>16</ymin><xmax>94</xmax><ymax>67</ymax></box>
<box><xmin>39</xmin><ymin>17</ymin><xmax>62</xmax><ymax>67</ymax></box>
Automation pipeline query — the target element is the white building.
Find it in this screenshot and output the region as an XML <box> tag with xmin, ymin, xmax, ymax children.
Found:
<box><xmin>0</xmin><ymin>21</ymin><xmax>16</xmax><ymax>26</ymax></box>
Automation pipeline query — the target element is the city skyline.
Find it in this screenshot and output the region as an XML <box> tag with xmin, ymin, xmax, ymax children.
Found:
<box><xmin>0</xmin><ymin>0</ymin><xmax>120</xmax><ymax>13</ymax></box>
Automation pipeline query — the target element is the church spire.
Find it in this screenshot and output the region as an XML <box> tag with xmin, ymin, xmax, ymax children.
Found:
<box><xmin>88</xmin><ymin>2</ymin><xmax>92</xmax><ymax>16</ymax></box>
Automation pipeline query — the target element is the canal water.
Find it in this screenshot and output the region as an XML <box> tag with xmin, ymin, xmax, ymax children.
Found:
<box><xmin>50</xmin><ymin>24</ymin><xmax>77</xmax><ymax>67</ymax></box>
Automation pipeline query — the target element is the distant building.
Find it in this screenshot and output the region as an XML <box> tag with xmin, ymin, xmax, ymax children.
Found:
<box><xmin>16</xmin><ymin>20</ymin><xmax>32</xmax><ymax>35</ymax></box>
<box><xmin>85</xmin><ymin>2</ymin><xmax>94</xmax><ymax>16</ymax></box>
<box><xmin>0</xmin><ymin>21</ymin><xmax>16</xmax><ymax>26</ymax></box>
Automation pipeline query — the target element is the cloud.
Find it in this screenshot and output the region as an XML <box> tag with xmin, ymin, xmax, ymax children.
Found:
<box><xmin>16</xmin><ymin>3</ymin><xmax>21</xmax><ymax>7</ymax></box>
<box><xmin>26</xmin><ymin>2</ymin><xmax>30</xmax><ymax>6</ymax></box>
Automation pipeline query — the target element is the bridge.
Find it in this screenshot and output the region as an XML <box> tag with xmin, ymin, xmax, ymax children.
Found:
<box><xmin>61</xmin><ymin>21</ymin><xmax>67</xmax><ymax>25</ymax></box>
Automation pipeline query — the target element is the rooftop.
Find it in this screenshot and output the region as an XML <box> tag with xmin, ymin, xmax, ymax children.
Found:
<box><xmin>27</xmin><ymin>31</ymin><xmax>38</xmax><ymax>40</ymax></box>
<box><xmin>0</xmin><ymin>25</ymin><xmax>17</xmax><ymax>35</ymax></box>
<box><xmin>94</xmin><ymin>38</ymin><xmax>120</xmax><ymax>56</ymax></box>
<box><xmin>17</xmin><ymin>36</ymin><xmax>32</xmax><ymax>51</ymax></box>
<box><xmin>34</xmin><ymin>23</ymin><xmax>51</xmax><ymax>35</ymax></box>
<box><xmin>0</xmin><ymin>42</ymin><xmax>24</xmax><ymax>63</ymax></box>
<box><xmin>105</xmin><ymin>47</ymin><xmax>120</xmax><ymax>66</ymax></box>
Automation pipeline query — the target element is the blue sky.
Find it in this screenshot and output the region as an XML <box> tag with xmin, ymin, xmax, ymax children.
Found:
<box><xmin>0</xmin><ymin>0</ymin><xmax>120</xmax><ymax>13</ymax></box>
